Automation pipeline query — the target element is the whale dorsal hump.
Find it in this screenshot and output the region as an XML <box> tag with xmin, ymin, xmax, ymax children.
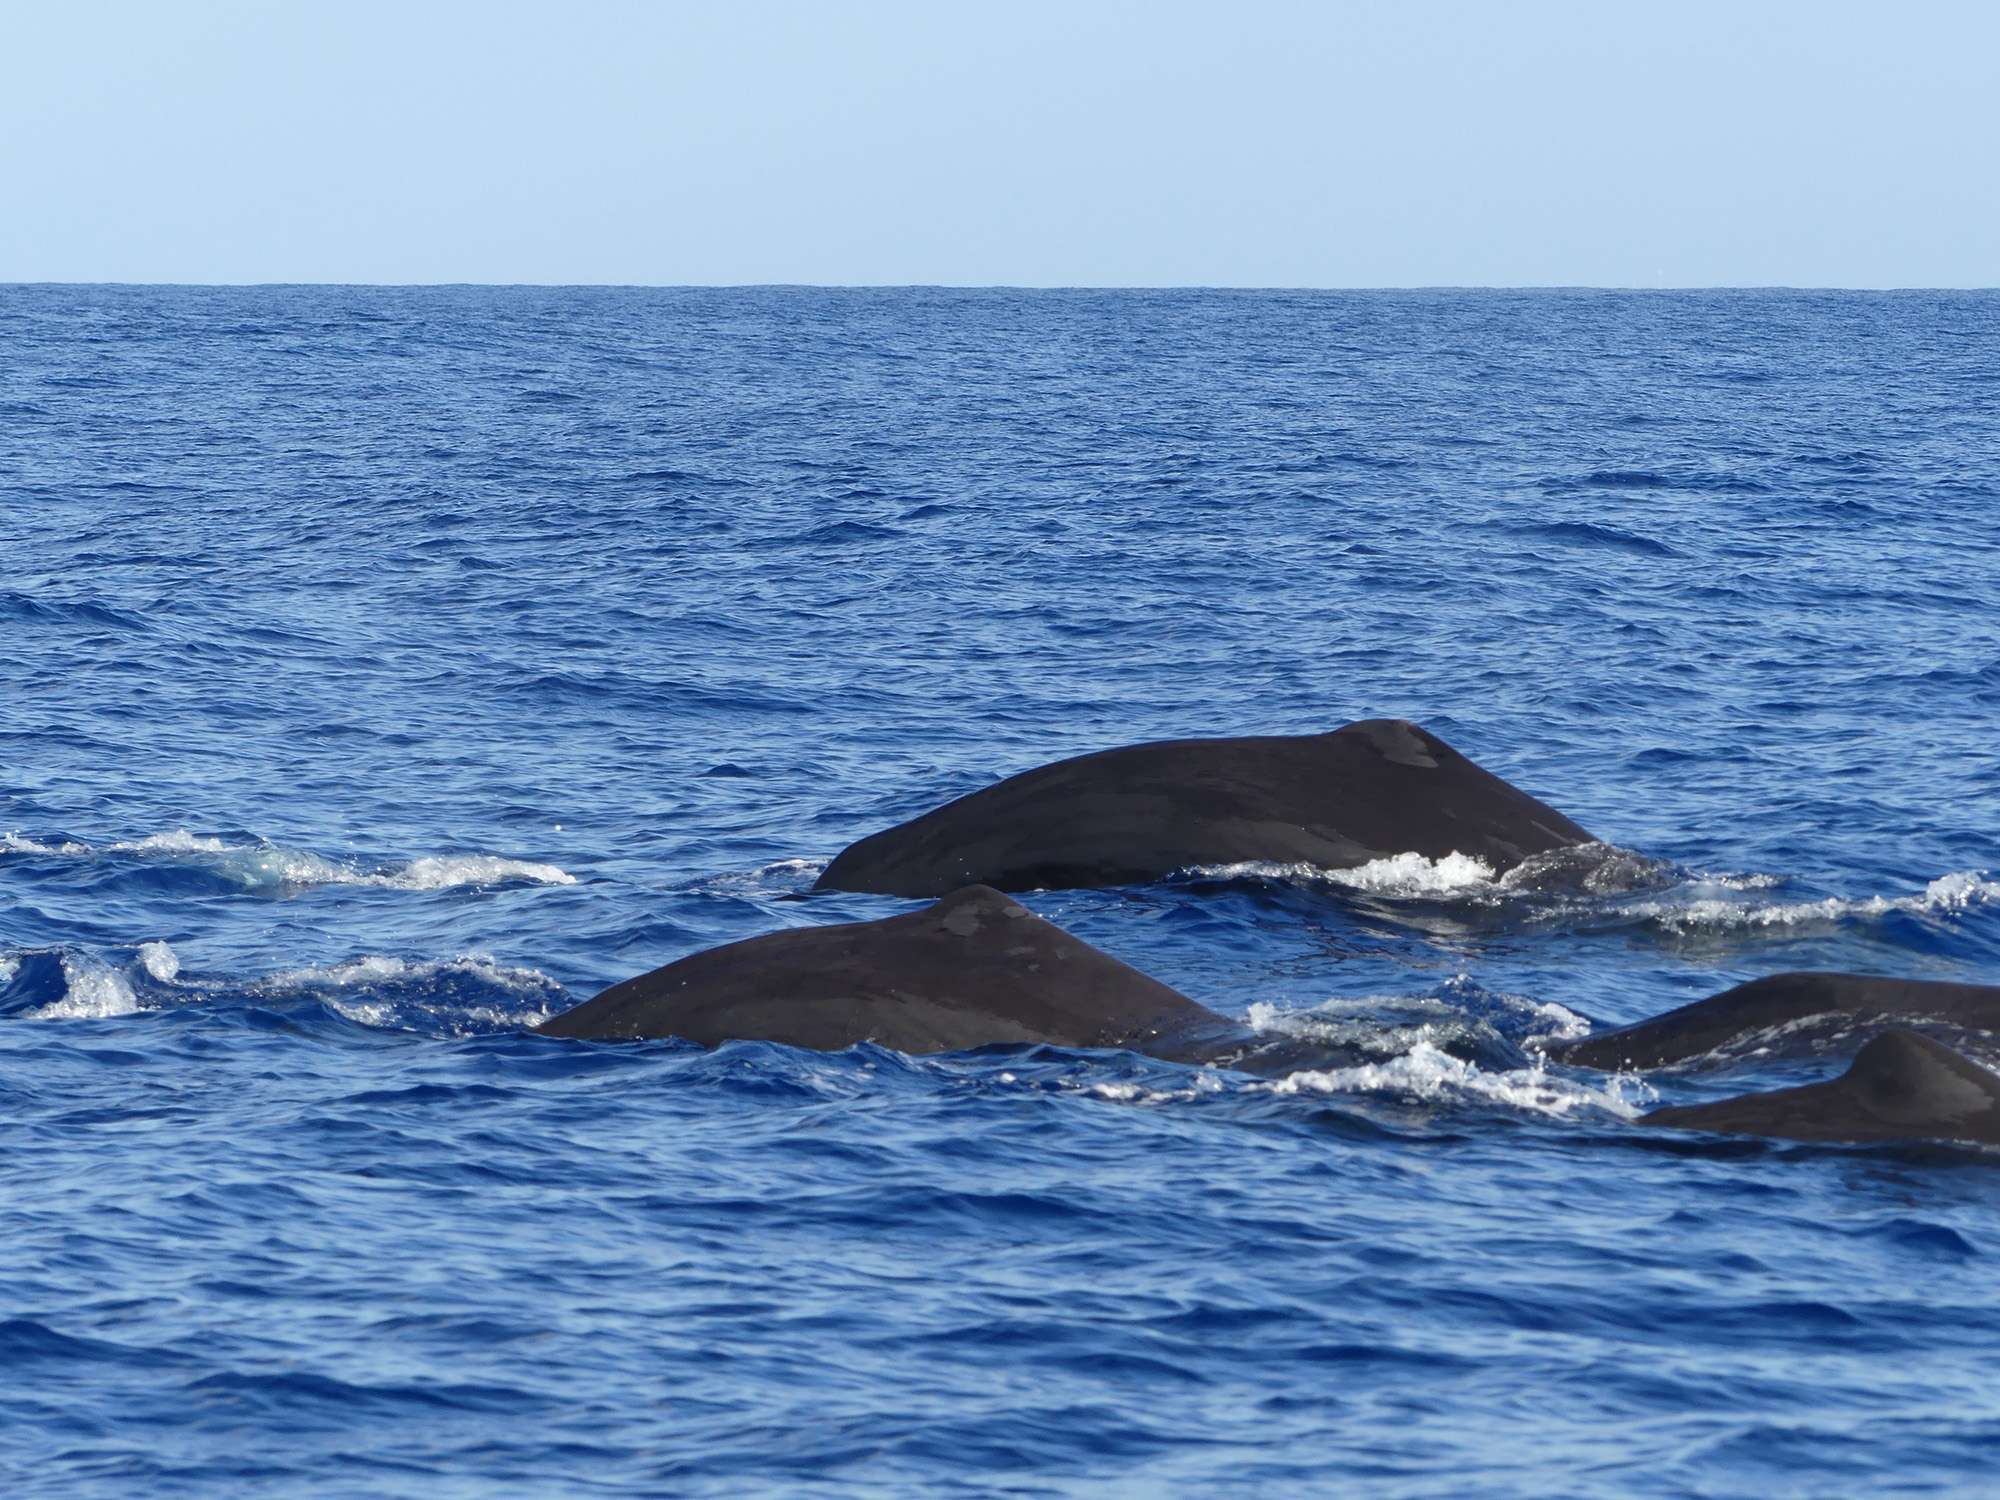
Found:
<box><xmin>1641</xmin><ymin>1028</ymin><xmax>2000</xmax><ymax>1147</ymax></box>
<box><xmin>1841</xmin><ymin>1029</ymin><xmax>2000</xmax><ymax>1130</ymax></box>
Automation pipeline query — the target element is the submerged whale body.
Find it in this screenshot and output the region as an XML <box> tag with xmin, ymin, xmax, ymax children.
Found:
<box><xmin>1642</xmin><ymin>1029</ymin><xmax>2000</xmax><ymax>1148</ymax></box>
<box><xmin>815</xmin><ymin>719</ymin><xmax>1594</xmax><ymax>897</ymax></box>
<box><xmin>1552</xmin><ymin>972</ymin><xmax>2000</xmax><ymax>1072</ymax></box>
<box><xmin>540</xmin><ymin>904</ymin><xmax>2000</xmax><ymax>1151</ymax></box>
<box><xmin>536</xmin><ymin>885</ymin><xmax>1241</xmax><ymax>1058</ymax></box>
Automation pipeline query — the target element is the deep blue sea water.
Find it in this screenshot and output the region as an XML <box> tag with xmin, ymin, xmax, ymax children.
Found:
<box><xmin>3</xmin><ymin>286</ymin><xmax>1998</xmax><ymax>1497</ymax></box>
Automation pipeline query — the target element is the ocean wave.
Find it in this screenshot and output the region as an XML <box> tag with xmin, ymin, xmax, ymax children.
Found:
<box><xmin>1258</xmin><ymin>1041</ymin><xmax>1652</xmax><ymax>1120</ymax></box>
<box><xmin>1070</xmin><ymin>1072</ymin><xmax>1230</xmax><ymax>1105</ymax></box>
<box><xmin>1</xmin><ymin>829</ymin><xmax>576</xmax><ymax>894</ymax></box>
<box><xmin>22</xmin><ymin>954</ymin><xmax>143</xmax><ymax>1022</ymax></box>
<box><xmin>386</xmin><ymin>855</ymin><xmax>576</xmax><ymax>891</ymax></box>
<box><xmin>684</xmin><ymin>857</ymin><xmax>829</xmax><ymax>897</ymax></box>
<box><xmin>137</xmin><ymin>940</ymin><xmax>181</xmax><ymax>981</ymax></box>
<box><xmin>1606</xmin><ymin>870</ymin><xmax>2000</xmax><ymax>934</ymax></box>
<box><xmin>1</xmin><ymin>832</ymin><xmax>89</xmax><ymax>855</ymax></box>
<box><xmin>6</xmin><ymin>940</ymin><xmax>187</xmax><ymax>1022</ymax></box>
<box><xmin>1176</xmin><ymin>845</ymin><xmax>1999</xmax><ymax>940</ymax></box>
<box><xmin>1181</xmin><ymin>842</ymin><xmax>1673</xmax><ymax>901</ymax></box>
<box><xmin>1247</xmin><ymin>986</ymin><xmax>1593</xmax><ymax>1051</ymax></box>
<box><xmin>258</xmin><ymin>953</ymin><xmax>567</xmax><ymax>1031</ymax></box>
<box><xmin>1185</xmin><ymin>850</ymin><xmax>1502</xmax><ymax>896</ymax></box>
<box><xmin>6</xmin><ymin>943</ymin><xmax>564</xmax><ymax>1032</ymax></box>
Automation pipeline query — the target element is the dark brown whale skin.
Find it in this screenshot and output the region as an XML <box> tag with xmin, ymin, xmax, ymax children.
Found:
<box><xmin>814</xmin><ymin>719</ymin><xmax>1594</xmax><ymax>898</ymax></box>
<box><xmin>539</xmin><ymin>902</ymin><xmax>2000</xmax><ymax>1150</ymax></box>
<box><xmin>536</xmin><ymin>885</ymin><xmax>1238</xmax><ymax>1059</ymax></box>
<box><xmin>1552</xmin><ymin>972</ymin><xmax>2000</xmax><ymax>1072</ymax></box>
<box><xmin>1642</xmin><ymin>1029</ymin><xmax>2000</xmax><ymax>1148</ymax></box>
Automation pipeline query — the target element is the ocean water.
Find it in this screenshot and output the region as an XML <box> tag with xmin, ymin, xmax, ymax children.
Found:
<box><xmin>3</xmin><ymin>285</ymin><xmax>1998</xmax><ymax>1497</ymax></box>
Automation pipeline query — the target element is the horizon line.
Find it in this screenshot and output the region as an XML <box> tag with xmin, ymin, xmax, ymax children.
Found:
<box><xmin>5</xmin><ymin>280</ymin><xmax>1997</xmax><ymax>294</ymax></box>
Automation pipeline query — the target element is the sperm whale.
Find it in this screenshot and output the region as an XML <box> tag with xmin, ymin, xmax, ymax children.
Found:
<box><xmin>815</xmin><ymin>719</ymin><xmax>1594</xmax><ymax>897</ymax></box>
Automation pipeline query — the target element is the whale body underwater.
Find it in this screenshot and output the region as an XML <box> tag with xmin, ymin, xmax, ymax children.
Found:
<box><xmin>539</xmin><ymin>722</ymin><xmax>2000</xmax><ymax>1152</ymax></box>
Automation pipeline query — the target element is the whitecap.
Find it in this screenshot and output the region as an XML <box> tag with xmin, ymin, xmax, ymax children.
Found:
<box><xmin>755</xmin><ymin>858</ymin><xmax>826</xmax><ymax>877</ymax></box>
<box><xmin>1187</xmin><ymin>850</ymin><xmax>1501</xmax><ymax>896</ymax></box>
<box><xmin>376</xmin><ymin>855</ymin><xmax>577</xmax><ymax>891</ymax></box>
<box><xmin>262</xmin><ymin>952</ymin><xmax>558</xmax><ymax>993</ymax></box>
<box><xmin>109</xmin><ymin>830</ymin><xmax>232</xmax><ymax>854</ymax></box>
<box><xmin>687</xmin><ymin>857</ymin><xmax>829</xmax><ymax>896</ymax></box>
<box><xmin>1523</xmin><ymin>1000</ymin><xmax>1592</xmax><ymax>1044</ymax></box>
<box><xmin>1259</xmin><ymin>1040</ymin><xmax>1651</xmax><ymax>1119</ymax></box>
<box><xmin>1247</xmin><ymin>979</ymin><xmax>1591</xmax><ymax>1052</ymax></box>
<box><xmin>259</xmin><ymin>952</ymin><xmax>565</xmax><ymax>1031</ymax></box>
<box><xmin>1184</xmin><ymin>842</ymin><xmax>1674</xmax><ymax>902</ymax></box>
<box><xmin>1613</xmin><ymin>869</ymin><xmax>2000</xmax><ymax>934</ymax></box>
<box><xmin>24</xmin><ymin>955</ymin><xmax>141</xmax><ymax>1021</ymax></box>
<box><xmin>1693</xmin><ymin>870</ymin><xmax>1787</xmax><ymax>891</ymax></box>
<box><xmin>0</xmin><ymin>827</ymin><xmax>576</xmax><ymax>893</ymax></box>
<box><xmin>1</xmin><ymin>831</ymin><xmax>87</xmax><ymax>855</ymax></box>
<box><xmin>1074</xmin><ymin>1071</ymin><xmax>1227</xmax><ymax>1105</ymax></box>
<box><xmin>137</xmin><ymin>940</ymin><xmax>181</xmax><ymax>982</ymax></box>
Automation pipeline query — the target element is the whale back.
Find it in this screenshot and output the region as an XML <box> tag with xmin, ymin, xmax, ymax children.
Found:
<box><xmin>816</xmin><ymin>719</ymin><xmax>1593</xmax><ymax>897</ymax></box>
<box><xmin>1642</xmin><ymin>1029</ymin><xmax>2000</xmax><ymax>1147</ymax></box>
<box><xmin>536</xmin><ymin>885</ymin><xmax>1228</xmax><ymax>1055</ymax></box>
<box><xmin>1554</xmin><ymin>972</ymin><xmax>2000</xmax><ymax>1071</ymax></box>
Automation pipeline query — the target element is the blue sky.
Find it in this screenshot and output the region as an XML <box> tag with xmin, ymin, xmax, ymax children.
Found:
<box><xmin>4</xmin><ymin>1</ymin><xmax>1994</xmax><ymax>286</ymax></box>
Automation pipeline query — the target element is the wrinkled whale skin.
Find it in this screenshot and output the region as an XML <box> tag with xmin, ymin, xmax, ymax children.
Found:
<box><xmin>1553</xmin><ymin>972</ymin><xmax>2000</xmax><ymax>1072</ymax></box>
<box><xmin>1643</xmin><ymin>1029</ymin><xmax>2000</xmax><ymax>1148</ymax></box>
<box><xmin>814</xmin><ymin>719</ymin><xmax>1594</xmax><ymax>898</ymax></box>
<box><xmin>536</xmin><ymin>885</ymin><xmax>1236</xmax><ymax>1058</ymax></box>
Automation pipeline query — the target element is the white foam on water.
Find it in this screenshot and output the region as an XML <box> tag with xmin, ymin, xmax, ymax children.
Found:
<box><xmin>1189</xmin><ymin>843</ymin><xmax>1677</xmax><ymax>901</ymax></box>
<box><xmin>1245</xmin><ymin>996</ymin><xmax>1472</xmax><ymax>1055</ymax></box>
<box><xmin>1328</xmin><ymin>850</ymin><xmax>1501</xmax><ymax>894</ymax></box>
<box><xmin>1618</xmin><ymin>870</ymin><xmax>2000</xmax><ymax>934</ymax></box>
<box><xmin>1244</xmin><ymin>1000</ymin><xmax>1290</xmax><ymax>1033</ymax></box>
<box><xmin>0</xmin><ymin>828</ymin><xmax>575</xmax><ymax>892</ymax></box>
<box><xmin>263</xmin><ymin>952</ymin><xmax>556</xmax><ymax>993</ymax></box>
<box><xmin>1077</xmin><ymin>1072</ymin><xmax>1228</xmax><ymax>1105</ymax></box>
<box><xmin>137</xmin><ymin>941</ymin><xmax>180</xmax><ymax>982</ymax></box>
<box><xmin>1523</xmin><ymin>1000</ymin><xmax>1592</xmax><ymax>1044</ymax></box>
<box><xmin>1259</xmin><ymin>1040</ymin><xmax>1651</xmax><ymax>1120</ymax></box>
<box><xmin>1187</xmin><ymin>850</ymin><xmax>1502</xmax><ymax>896</ymax></box>
<box><xmin>1923</xmin><ymin>871</ymin><xmax>2000</xmax><ymax>909</ymax></box>
<box><xmin>109</xmin><ymin>830</ymin><xmax>231</xmax><ymax>854</ymax></box>
<box><xmin>1</xmin><ymin>831</ymin><xmax>89</xmax><ymax>855</ymax></box>
<box><xmin>756</xmin><ymin>858</ymin><xmax>826</xmax><ymax>877</ymax></box>
<box><xmin>260</xmin><ymin>952</ymin><xmax>564</xmax><ymax>1031</ymax></box>
<box><xmin>331</xmin><ymin>997</ymin><xmax>554</xmax><ymax>1030</ymax></box>
<box><xmin>377</xmin><ymin>855</ymin><xmax>576</xmax><ymax>890</ymax></box>
<box><xmin>689</xmin><ymin>857</ymin><xmax>829</xmax><ymax>896</ymax></box>
<box><xmin>1249</xmin><ymin>982</ymin><xmax>1592</xmax><ymax>1051</ymax></box>
<box><xmin>1695</xmin><ymin>871</ymin><xmax>1787</xmax><ymax>891</ymax></box>
<box><xmin>266</xmin><ymin>953</ymin><xmax>417</xmax><ymax>988</ymax></box>
<box><xmin>1086</xmin><ymin>1081</ymin><xmax>1152</xmax><ymax>1102</ymax></box>
<box><xmin>0</xmin><ymin>954</ymin><xmax>18</xmax><ymax>985</ymax></box>
<box><xmin>25</xmin><ymin>955</ymin><xmax>142</xmax><ymax>1021</ymax></box>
